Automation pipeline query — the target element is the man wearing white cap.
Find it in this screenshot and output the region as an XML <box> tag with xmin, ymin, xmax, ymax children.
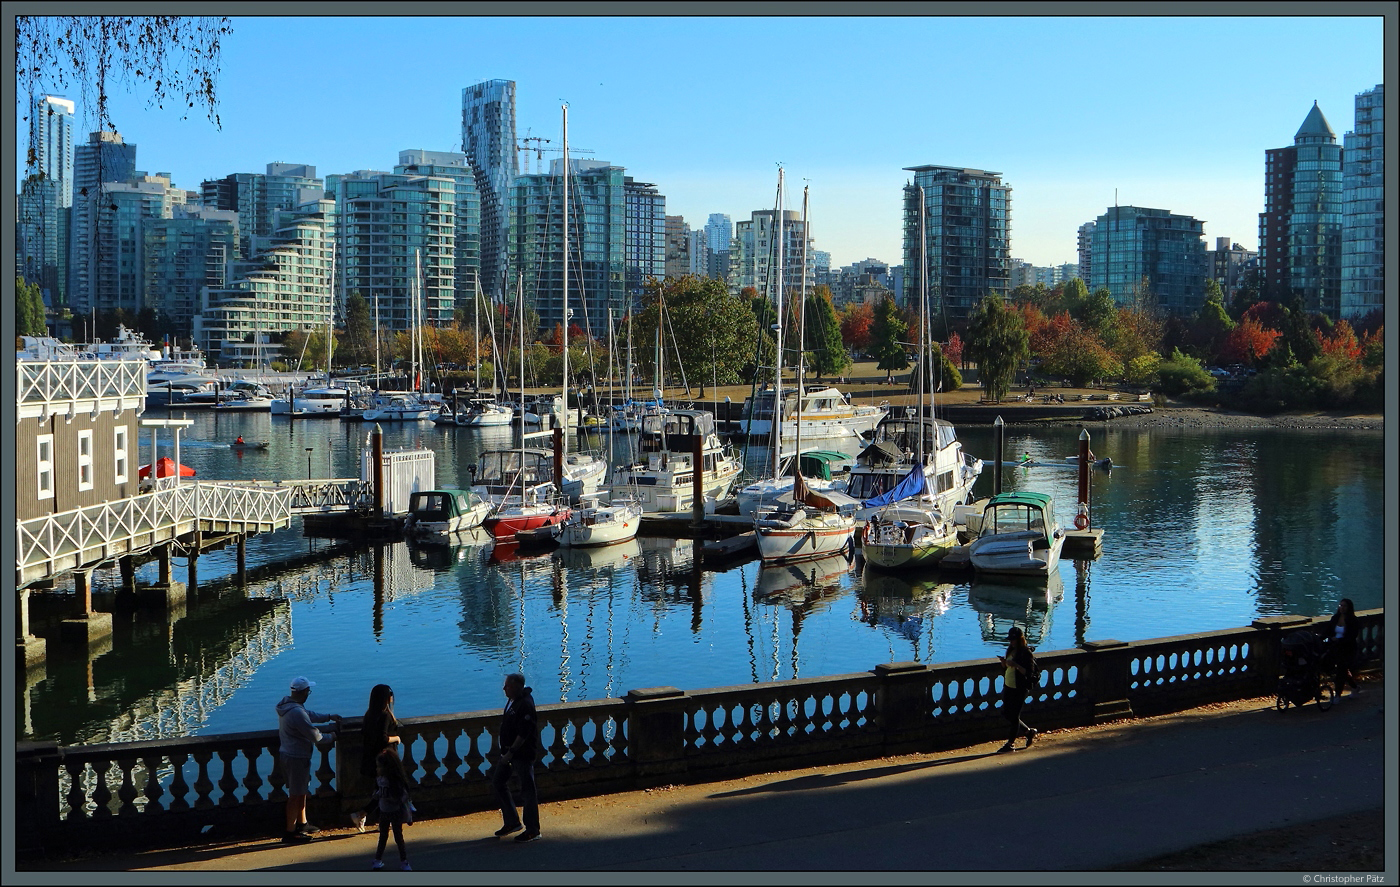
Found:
<box><xmin>276</xmin><ymin>676</ymin><xmax>342</xmax><ymax>843</ymax></box>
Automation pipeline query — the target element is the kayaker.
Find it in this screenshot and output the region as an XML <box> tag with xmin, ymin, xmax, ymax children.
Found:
<box><xmin>236</xmin><ymin>436</ymin><xmax>244</xmax><ymax>445</ymax></box>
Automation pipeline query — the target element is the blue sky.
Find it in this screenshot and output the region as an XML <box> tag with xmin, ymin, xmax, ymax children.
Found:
<box><xmin>16</xmin><ymin>13</ymin><xmax>1386</xmax><ymax>269</ymax></box>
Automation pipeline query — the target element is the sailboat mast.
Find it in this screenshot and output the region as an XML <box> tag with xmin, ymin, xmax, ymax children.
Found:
<box><xmin>561</xmin><ymin>103</ymin><xmax>570</xmax><ymax>460</ymax></box>
<box><xmin>795</xmin><ymin>183</ymin><xmax>807</xmax><ymax>479</ymax></box>
<box><xmin>326</xmin><ymin>247</ymin><xmax>335</xmax><ymax>376</ymax></box>
<box><xmin>917</xmin><ymin>185</ymin><xmax>926</xmax><ymax>467</ymax></box>
<box><xmin>474</xmin><ymin>278</ymin><xmax>481</xmax><ymax>390</ymax></box>
<box><xmin>771</xmin><ymin>167</ymin><xmax>785</xmax><ymax>479</ymax></box>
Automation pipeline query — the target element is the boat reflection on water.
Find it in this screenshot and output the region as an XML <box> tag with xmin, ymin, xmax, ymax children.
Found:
<box><xmin>635</xmin><ymin>537</ymin><xmax>697</xmax><ymax>579</ymax></box>
<box><xmin>969</xmin><ymin>570</ymin><xmax>1066</xmax><ymax>646</ymax></box>
<box><xmin>557</xmin><ymin>537</ymin><xmax>640</xmax><ymax>573</ymax></box>
<box><xmin>405</xmin><ymin>527</ymin><xmax>494</xmax><ymax>570</ymax></box>
<box><xmin>754</xmin><ymin>552</ymin><xmax>853</xmax><ymax>606</ymax></box>
<box><xmin>857</xmin><ymin>567</ymin><xmax>955</xmax><ymax>658</ymax></box>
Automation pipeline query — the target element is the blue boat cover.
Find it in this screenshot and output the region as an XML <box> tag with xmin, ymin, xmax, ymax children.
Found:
<box><xmin>862</xmin><ymin>464</ymin><xmax>926</xmax><ymax>508</ymax></box>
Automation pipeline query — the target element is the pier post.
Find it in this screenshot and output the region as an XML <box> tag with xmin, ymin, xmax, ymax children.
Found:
<box><xmin>187</xmin><ymin>546</ymin><xmax>200</xmax><ymax>591</ymax></box>
<box><xmin>59</xmin><ymin>570</ymin><xmax>113</xmax><ymax>647</ymax></box>
<box><xmin>553</xmin><ymin>426</ymin><xmax>564</xmax><ymax>496</ymax></box>
<box><xmin>16</xmin><ymin>587</ymin><xmax>46</xmax><ymax>668</ymax></box>
<box><xmin>158</xmin><ymin>544</ymin><xmax>173</xmax><ymax>587</ymax></box>
<box><xmin>372</xmin><ymin>424</ymin><xmax>385</xmax><ymax>517</ymax></box>
<box><xmin>690</xmin><ymin>434</ymin><xmax>705</xmax><ymax>530</ymax></box>
<box><xmin>1077</xmin><ymin>428</ymin><xmax>1090</xmax><ymax>525</ymax></box>
<box><xmin>236</xmin><ymin>535</ymin><xmax>247</xmax><ymax>586</ymax></box>
<box><xmin>992</xmin><ymin>415</ymin><xmax>1005</xmax><ymax>495</ymax></box>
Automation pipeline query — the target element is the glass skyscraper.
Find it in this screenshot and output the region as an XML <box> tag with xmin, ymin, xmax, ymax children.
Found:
<box><xmin>509</xmin><ymin>158</ymin><xmax>627</xmax><ymax>336</ymax></box>
<box><xmin>1259</xmin><ymin>102</ymin><xmax>1343</xmax><ymax>317</ymax></box>
<box><xmin>68</xmin><ymin>131</ymin><xmax>137</xmax><ymax>314</ymax></box>
<box><xmin>902</xmin><ymin>166</ymin><xmax>1011</xmax><ymax>321</ymax></box>
<box><xmin>462</xmin><ymin>80</ymin><xmax>518</xmax><ymax>300</ymax></box>
<box><xmin>624</xmin><ymin>177</ymin><xmax>666</xmax><ymax>299</ymax></box>
<box><xmin>395</xmin><ymin>149</ymin><xmax>482</xmax><ymax>311</ymax></box>
<box><xmin>1087</xmin><ymin>206</ymin><xmax>1207</xmax><ymax>315</ymax></box>
<box><xmin>1340</xmin><ymin>84</ymin><xmax>1383</xmax><ymax>320</ymax></box>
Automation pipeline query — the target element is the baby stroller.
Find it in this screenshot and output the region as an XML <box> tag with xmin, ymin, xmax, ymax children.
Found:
<box><xmin>1276</xmin><ymin>629</ymin><xmax>1336</xmax><ymax>711</ymax></box>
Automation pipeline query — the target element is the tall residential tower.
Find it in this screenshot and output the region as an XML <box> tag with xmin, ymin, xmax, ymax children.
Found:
<box><xmin>462</xmin><ymin>80</ymin><xmax>518</xmax><ymax>299</ymax></box>
<box><xmin>1340</xmin><ymin>84</ymin><xmax>1384</xmax><ymax>320</ymax></box>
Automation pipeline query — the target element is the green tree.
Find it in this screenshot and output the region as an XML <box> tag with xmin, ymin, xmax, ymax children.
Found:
<box><xmin>803</xmin><ymin>286</ymin><xmax>851</xmax><ymax>381</ymax></box>
<box><xmin>343</xmin><ymin>292</ymin><xmax>373</xmax><ymax>367</ymax></box>
<box><xmin>1155</xmin><ymin>348</ymin><xmax>1215</xmax><ymax>396</ymax></box>
<box><xmin>869</xmin><ymin>296</ymin><xmax>909</xmax><ymax>382</ymax></box>
<box><xmin>1075</xmin><ymin>286</ymin><xmax>1119</xmax><ymax>339</ymax></box>
<box><xmin>1188</xmin><ymin>279</ymin><xmax>1235</xmax><ymax>361</ymax></box>
<box><xmin>1053</xmin><ymin>277</ymin><xmax>1090</xmax><ymax>318</ymax></box>
<box><xmin>633</xmin><ymin>275</ymin><xmax>762</xmax><ymax>396</ymax></box>
<box><xmin>966</xmin><ymin>294</ymin><xmax>1029</xmax><ymax>403</ymax></box>
<box><xmin>1280</xmin><ymin>297</ymin><xmax>1322</xmax><ymax>365</ymax></box>
<box><xmin>15</xmin><ymin>276</ymin><xmax>47</xmax><ymax>337</ymax></box>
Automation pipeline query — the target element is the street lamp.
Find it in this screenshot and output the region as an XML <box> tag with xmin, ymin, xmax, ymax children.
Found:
<box><xmin>305</xmin><ymin>447</ymin><xmax>313</xmax><ymax>480</ymax></box>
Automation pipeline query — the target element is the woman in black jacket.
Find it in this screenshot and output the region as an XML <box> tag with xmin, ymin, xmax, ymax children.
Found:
<box><xmin>998</xmin><ymin>626</ymin><xmax>1039</xmax><ymax>753</ymax></box>
<box><xmin>351</xmin><ymin>684</ymin><xmax>401</xmax><ymax>831</ymax></box>
<box><xmin>1326</xmin><ymin>599</ymin><xmax>1361</xmax><ymax>697</ymax></box>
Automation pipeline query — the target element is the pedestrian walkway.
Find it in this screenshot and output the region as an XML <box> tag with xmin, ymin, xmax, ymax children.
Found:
<box><xmin>22</xmin><ymin>680</ymin><xmax>1387</xmax><ymax>876</ymax></box>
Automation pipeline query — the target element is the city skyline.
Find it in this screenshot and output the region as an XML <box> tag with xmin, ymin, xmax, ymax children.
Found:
<box><xmin>12</xmin><ymin>13</ymin><xmax>1385</xmax><ymax>269</ymax></box>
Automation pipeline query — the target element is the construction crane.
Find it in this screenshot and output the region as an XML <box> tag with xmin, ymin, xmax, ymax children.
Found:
<box><xmin>518</xmin><ymin>128</ymin><xmax>551</xmax><ymax>174</ymax></box>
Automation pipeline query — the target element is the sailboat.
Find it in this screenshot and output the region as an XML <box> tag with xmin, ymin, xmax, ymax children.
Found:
<box><xmin>478</xmin><ymin>274</ymin><xmax>572</xmax><ymax>542</ymax></box>
<box><xmin>362</xmin><ymin>249</ymin><xmax>439</xmax><ymax>422</ymax></box>
<box><xmin>754</xmin><ymin>177</ymin><xmax>858</xmax><ymax>565</ymax></box>
<box><xmin>862</xmin><ymin>184</ymin><xmax>961</xmax><ymax>570</ymax></box>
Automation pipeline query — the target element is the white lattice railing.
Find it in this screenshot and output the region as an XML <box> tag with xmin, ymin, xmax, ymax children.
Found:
<box><xmin>17</xmin><ymin>359</ymin><xmax>147</xmax><ymax>405</ymax></box>
<box><xmin>16</xmin><ymin>482</ymin><xmax>293</xmax><ymax>585</ymax></box>
<box><xmin>241</xmin><ymin>479</ymin><xmax>374</xmax><ymax>512</ymax></box>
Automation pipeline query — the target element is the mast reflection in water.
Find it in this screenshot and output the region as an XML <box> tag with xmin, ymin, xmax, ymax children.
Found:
<box><xmin>15</xmin><ymin>418</ymin><xmax>1385</xmax><ymax>745</ymax></box>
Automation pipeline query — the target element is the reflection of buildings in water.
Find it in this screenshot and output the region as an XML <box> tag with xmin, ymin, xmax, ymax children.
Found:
<box><xmin>856</xmin><ymin>568</ymin><xmax>954</xmax><ymax>660</ymax></box>
<box><xmin>969</xmin><ymin>570</ymin><xmax>1065</xmax><ymax>647</ymax></box>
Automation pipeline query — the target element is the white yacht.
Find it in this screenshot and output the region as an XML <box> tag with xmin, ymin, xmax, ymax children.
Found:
<box><xmin>609</xmin><ymin>409</ymin><xmax>743</xmax><ymax>514</ymax></box>
<box><xmin>844</xmin><ymin>414</ymin><xmax>983</xmax><ymax>522</ymax></box>
<box><xmin>738</xmin><ymin>384</ymin><xmax>886</xmax><ymax>441</ymax></box>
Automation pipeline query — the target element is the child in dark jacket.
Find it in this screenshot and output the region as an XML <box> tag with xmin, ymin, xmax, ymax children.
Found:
<box><xmin>369</xmin><ymin>748</ymin><xmax>414</xmax><ymax>871</ymax></box>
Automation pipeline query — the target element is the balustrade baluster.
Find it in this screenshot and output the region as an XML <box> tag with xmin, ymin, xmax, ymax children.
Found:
<box><xmin>458</xmin><ymin>724</ymin><xmax>484</xmax><ymax>781</ymax></box>
<box><xmin>313</xmin><ymin>743</ymin><xmax>335</xmax><ymax>795</ymax></box>
<box><xmin>191</xmin><ymin>750</ymin><xmax>215</xmax><ymax>809</ymax></box>
<box><xmin>217</xmin><ymin>749</ymin><xmax>240</xmax><ymax>807</ymax></box>
<box><xmin>115</xmin><ymin>755</ymin><xmax>140</xmax><ymax>815</ymax></box>
<box><xmin>568</xmin><ymin>716</ymin><xmax>590</xmax><ymax>767</ymax></box>
<box><xmin>167</xmin><ymin>751</ymin><xmax>191</xmax><ymax>811</ymax></box>
<box><xmin>545</xmin><ymin>719</ymin><xmax>568</xmax><ymax>770</ymax></box>
<box><xmin>415</xmin><ymin>730</ymin><xmax>441</xmax><ymax>787</ymax></box>
<box><xmin>266</xmin><ymin>742</ymin><xmax>287</xmax><ymax>803</ymax></box>
<box><xmin>439</xmin><ymin>726</ymin><xmax>465</xmax><ymax>784</ymax></box>
<box><xmin>90</xmin><ymin>759</ymin><xmax>114</xmax><ymax>818</ymax></box>
<box><xmin>140</xmin><ymin>754</ymin><xmax>165</xmax><ymax>813</ymax></box>
<box><xmin>64</xmin><ymin>760</ymin><xmax>87</xmax><ymax>821</ymax></box>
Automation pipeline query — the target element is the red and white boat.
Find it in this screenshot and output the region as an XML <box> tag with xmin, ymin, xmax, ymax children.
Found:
<box><xmin>473</xmin><ymin>448</ymin><xmax>571</xmax><ymax>541</ymax></box>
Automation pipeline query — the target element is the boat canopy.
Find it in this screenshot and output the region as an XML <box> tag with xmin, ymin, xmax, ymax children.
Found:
<box><xmin>861</xmin><ymin>464</ymin><xmax>928</xmax><ymax>508</ymax></box>
<box><xmin>638</xmin><ymin>409</ymin><xmax>716</xmax><ymax>454</ymax></box>
<box><xmin>798</xmin><ymin>449</ymin><xmax>852</xmax><ymax>481</ymax></box>
<box><xmin>475</xmin><ymin>448</ymin><xmax>553</xmax><ymax>486</ymax></box>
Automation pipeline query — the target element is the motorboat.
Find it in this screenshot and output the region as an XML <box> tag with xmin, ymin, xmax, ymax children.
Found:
<box><xmin>146</xmin><ymin>376</ymin><xmax>219</xmax><ymax>408</ymax></box>
<box><xmin>609</xmin><ymin>409</ymin><xmax>743</xmax><ymax>514</ymax></box>
<box><xmin>438</xmin><ymin>396</ymin><xmax>514</xmax><ymax>427</ymax></box>
<box><xmin>557</xmin><ymin>492</ymin><xmax>642</xmax><ymax>548</ymax></box>
<box><xmin>966</xmin><ymin>491</ymin><xmax>1065</xmax><ymax>579</ymax></box>
<box><xmin>404</xmin><ymin>489</ymin><xmax>494</xmax><ymax>539</ymax></box>
<box><xmin>844</xmin><ymin>414</ymin><xmax>983</xmax><ymax>522</ymax></box>
<box><xmin>738</xmin><ymin>384</ymin><xmax>886</xmax><ymax>440</ymax></box>
<box><xmin>270</xmin><ymin>378</ymin><xmax>366</xmax><ymax>416</ymax></box>
<box><xmin>361</xmin><ymin>392</ymin><xmax>438</xmax><ymax>422</ymax></box>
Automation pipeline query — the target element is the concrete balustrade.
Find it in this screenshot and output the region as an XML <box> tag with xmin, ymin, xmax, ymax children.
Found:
<box><xmin>15</xmin><ymin>610</ymin><xmax>1382</xmax><ymax>857</ymax></box>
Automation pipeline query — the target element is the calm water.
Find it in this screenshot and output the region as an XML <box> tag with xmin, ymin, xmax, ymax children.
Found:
<box><xmin>18</xmin><ymin>410</ymin><xmax>1386</xmax><ymax>745</ymax></box>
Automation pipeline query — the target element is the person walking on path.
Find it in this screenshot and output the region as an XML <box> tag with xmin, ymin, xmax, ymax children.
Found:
<box><xmin>275</xmin><ymin>676</ymin><xmax>341</xmax><ymax>843</ymax></box>
<box><xmin>491</xmin><ymin>672</ymin><xmax>541</xmax><ymax>843</ymax></box>
<box><xmin>1325</xmin><ymin>598</ymin><xmax>1362</xmax><ymax>697</ymax></box>
<box><xmin>369</xmin><ymin>748</ymin><xmax>414</xmax><ymax>871</ymax></box>
<box><xmin>997</xmin><ymin>627</ymin><xmax>1039</xmax><ymax>753</ymax></box>
<box><xmin>351</xmin><ymin>684</ymin><xmax>401</xmax><ymax>833</ymax></box>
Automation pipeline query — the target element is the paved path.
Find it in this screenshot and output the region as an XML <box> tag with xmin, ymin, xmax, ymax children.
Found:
<box><xmin>25</xmin><ymin>681</ymin><xmax>1387</xmax><ymax>877</ymax></box>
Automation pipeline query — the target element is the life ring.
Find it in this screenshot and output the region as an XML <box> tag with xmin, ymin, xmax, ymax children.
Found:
<box><xmin>1074</xmin><ymin>513</ymin><xmax>1089</xmax><ymax>530</ymax></box>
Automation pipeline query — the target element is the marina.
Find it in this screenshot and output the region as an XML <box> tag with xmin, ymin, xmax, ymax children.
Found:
<box><xmin>14</xmin><ymin>406</ymin><xmax>1385</xmax><ymax>746</ymax></box>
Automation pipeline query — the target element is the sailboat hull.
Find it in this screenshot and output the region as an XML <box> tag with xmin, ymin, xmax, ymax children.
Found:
<box><xmin>755</xmin><ymin>518</ymin><xmax>856</xmax><ymax>564</ymax></box>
